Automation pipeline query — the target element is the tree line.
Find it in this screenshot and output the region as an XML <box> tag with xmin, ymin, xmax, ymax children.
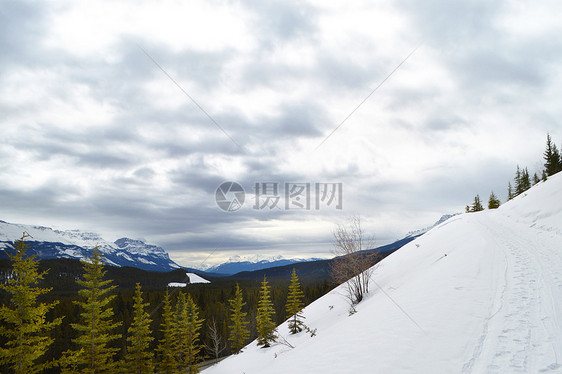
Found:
<box><xmin>466</xmin><ymin>133</ymin><xmax>562</xmax><ymax>212</ymax></box>
<box><xmin>0</xmin><ymin>236</ymin><xmax>326</xmax><ymax>373</ymax></box>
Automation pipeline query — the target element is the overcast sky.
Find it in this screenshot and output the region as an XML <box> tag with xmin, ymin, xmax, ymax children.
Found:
<box><xmin>1</xmin><ymin>0</ymin><xmax>561</xmax><ymax>267</ymax></box>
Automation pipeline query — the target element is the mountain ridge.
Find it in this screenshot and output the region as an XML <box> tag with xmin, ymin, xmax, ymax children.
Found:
<box><xmin>0</xmin><ymin>220</ymin><xmax>181</xmax><ymax>272</ymax></box>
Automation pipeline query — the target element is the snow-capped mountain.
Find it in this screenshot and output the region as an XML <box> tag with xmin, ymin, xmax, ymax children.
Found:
<box><xmin>205</xmin><ymin>173</ymin><xmax>562</xmax><ymax>374</ymax></box>
<box><xmin>201</xmin><ymin>255</ymin><xmax>323</xmax><ymax>275</ymax></box>
<box><xmin>0</xmin><ymin>221</ymin><xmax>180</xmax><ymax>272</ymax></box>
<box><xmin>405</xmin><ymin>212</ymin><xmax>460</xmax><ymax>237</ymax></box>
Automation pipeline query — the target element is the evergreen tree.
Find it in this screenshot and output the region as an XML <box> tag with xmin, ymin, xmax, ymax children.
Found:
<box><xmin>228</xmin><ymin>284</ymin><xmax>249</xmax><ymax>354</ymax></box>
<box><xmin>256</xmin><ymin>276</ymin><xmax>277</xmax><ymax>348</ymax></box>
<box><xmin>533</xmin><ymin>172</ymin><xmax>540</xmax><ymax>185</ymax></box>
<box><xmin>521</xmin><ymin>167</ymin><xmax>531</xmax><ymax>192</ymax></box>
<box><xmin>0</xmin><ymin>233</ymin><xmax>62</xmax><ymax>374</ymax></box>
<box><xmin>125</xmin><ymin>283</ymin><xmax>154</xmax><ymax>374</ymax></box>
<box><xmin>544</xmin><ymin>133</ymin><xmax>562</xmax><ymax>176</ymax></box>
<box><xmin>471</xmin><ymin>194</ymin><xmax>484</xmax><ymax>212</ymax></box>
<box><xmin>156</xmin><ymin>290</ymin><xmax>177</xmax><ymax>374</ymax></box>
<box><xmin>488</xmin><ymin>191</ymin><xmax>501</xmax><ymax>209</ymax></box>
<box><xmin>285</xmin><ymin>268</ymin><xmax>305</xmax><ymax>335</ymax></box>
<box><xmin>514</xmin><ymin>165</ymin><xmax>523</xmax><ymax>196</ymax></box>
<box><xmin>175</xmin><ymin>293</ymin><xmax>204</xmax><ymax>373</ymax></box>
<box><xmin>507</xmin><ymin>181</ymin><xmax>514</xmax><ymax>200</ymax></box>
<box><xmin>70</xmin><ymin>247</ymin><xmax>122</xmax><ymax>374</ymax></box>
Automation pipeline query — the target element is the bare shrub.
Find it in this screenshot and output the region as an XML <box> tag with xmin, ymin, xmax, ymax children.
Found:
<box><xmin>331</xmin><ymin>216</ymin><xmax>380</xmax><ymax>308</ymax></box>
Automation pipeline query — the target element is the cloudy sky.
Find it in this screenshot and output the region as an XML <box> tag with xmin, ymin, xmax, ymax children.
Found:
<box><xmin>1</xmin><ymin>0</ymin><xmax>561</xmax><ymax>267</ymax></box>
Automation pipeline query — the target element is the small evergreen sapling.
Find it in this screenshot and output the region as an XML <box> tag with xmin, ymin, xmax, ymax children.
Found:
<box><xmin>285</xmin><ymin>268</ymin><xmax>305</xmax><ymax>334</ymax></box>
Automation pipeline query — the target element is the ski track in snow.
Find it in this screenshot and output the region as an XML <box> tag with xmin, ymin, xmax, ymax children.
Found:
<box><xmin>464</xmin><ymin>214</ymin><xmax>562</xmax><ymax>373</ymax></box>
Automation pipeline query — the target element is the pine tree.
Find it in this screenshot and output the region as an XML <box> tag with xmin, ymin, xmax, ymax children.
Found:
<box><xmin>285</xmin><ymin>268</ymin><xmax>305</xmax><ymax>334</ymax></box>
<box><xmin>70</xmin><ymin>247</ymin><xmax>122</xmax><ymax>374</ymax></box>
<box><xmin>521</xmin><ymin>167</ymin><xmax>531</xmax><ymax>192</ymax></box>
<box><xmin>156</xmin><ymin>290</ymin><xmax>177</xmax><ymax>374</ymax></box>
<box><xmin>544</xmin><ymin>133</ymin><xmax>562</xmax><ymax>176</ymax></box>
<box><xmin>228</xmin><ymin>284</ymin><xmax>249</xmax><ymax>354</ymax></box>
<box><xmin>507</xmin><ymin>181</ymin><xmax>514</xmax><ymax>200</ymax></box>
<box><xmin>514</xmin><ymin>165</ymin><xmax>523</xmax><ymax>196</ymax></box>
<box><xmin>256</xmin><ymin>276</ymin><xmax>277</xmax><ymax>348</ymax></box>
<box><xmin>488</xmin><ymin>191</ymin><xmax>501</xmax><ymax>209</ymax></box>
<box><xmin>125</xmin><ymin>283</ymin><xmax>154</xmax><ymax>374</ymax></box>
<box><xmin>175</xmin><ymin>293</ymin><xmax>204</xmax><ymax>373</ymax></box>
<box><xmin>0</xmin><ymin>233</ymin><xmax>62</xmax><ymax>374</ymax></box>
<box><xmin>533</xmin><ymin>172</ymin><xmax>540</xmax><ymax>185</ymax></box>
<box><xmin>471</xmin><ymin>194</ymin><xmax>484</xmax><ymax>212</ymax></box>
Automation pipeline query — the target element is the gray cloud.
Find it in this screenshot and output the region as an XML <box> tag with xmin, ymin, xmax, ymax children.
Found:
<box><xmin>1</xmin><ymin>0</ymin><xmax>561</xmax><ymax>266</ymax></box>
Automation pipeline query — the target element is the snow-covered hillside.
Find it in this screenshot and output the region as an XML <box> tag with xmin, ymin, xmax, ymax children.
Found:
<box><xmin>205</xmin><ymin>173</ymin><xmax>562</xmax><ymax>374</ymax></box>
<box><xmin>0</xmin><ymin>221</ymin><xmax>181</xmax><ymax>272</ymax></box>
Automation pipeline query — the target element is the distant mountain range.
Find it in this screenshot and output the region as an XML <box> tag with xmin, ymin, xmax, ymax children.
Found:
<box><xmin>0</xmin><ymin>213</ymin><xmax>458</xmax><ymax>275</ymax></box>
<box><xmin>200</xmin><ymin>255</ymin><xmax>324</xmax><ymax>275</ymax></box>
<box><xmin>0</xmin><ymin>220</ymin><xmax>181</xmax><ymax>272</ymax></box>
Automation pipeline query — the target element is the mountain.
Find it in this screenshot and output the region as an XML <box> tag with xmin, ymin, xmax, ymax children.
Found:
<box><xmin>225</xmin><ymin>235</ymin><xmax>418</xmax><ymax>283</ymax></box>
<box><xmin>0</xmin><ymin>221</ymin><xmax>181</xmax><ymax>272</ymax></box>
<box><xmin>201</xmin><ymin>255</ymin><xmax>324</xmax><ymax>275</ymax></box>
<box><xmin>204</xmin><ymin>173</ymin><xmax>562</xmax><ymax>374</ymax></box>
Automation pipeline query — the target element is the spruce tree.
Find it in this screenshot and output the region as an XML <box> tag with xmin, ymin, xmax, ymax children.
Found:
<box><xmin>544</xmin><ymin>133</ymin><xmax>562</xmax><ymax>176</ymax></box>
<box><xmin>488</xmin><ymin>191</ymin><xmax>500</xmax><ymax>209</ymax></box>
<box><xmin>507</xmin><ymin>181</ymin><xmax>514</xmax><ymax>200</ymax></box>
<box><xmin>521</xmin><ymin>168</ymin><xmax>531</xmax><ymax>192</ymax></box>
<box><xmin>533</xmin><ymin>172</ymin><xmax>540</xmax><ymax>185</ymax></box>
<box><xmin>125</xmin><ymin>283</ymin><xmax>154</xmax><ymax>374</ymax></box>
<box><xmin>228</xmin><ymin>284</ymin><xmax>249</xmax><ymax>354</ymax></box>
<box><xmin>514</xmin><ymin>165</ymin><xmax>523</xmax><ymax>196</ymax></box>
<box><xmin>0</xmin><ymin>233</ymin><xmax>62</xmax><ymax>374</ymax></box>
<box><xmin>256</xmin><ymin>276</ymin><xmax>277</xmax><ymax>348</ymax></box>
<box><xmin>471</xmin><ymin>194</ymin><xmax>484</xmax><ymax>212</ymax></box>
<box><xmin>175</xmin><ymin>293</ymin><xmax>204</xmax><ymax>373</ymax></box>
<box><xmin>156</xmin><ymin>290</ymin><xmax>177</xmax><ymax>374</ymax></box>
<box><xmin>70</xmin><ymin>247</ymin><xmax>122</xmax><ymax>374</ymax></box>
<box><xmin>285</xmin><ymin>268</ymin><xmax>305</xmax><ymax>334</ymax></box>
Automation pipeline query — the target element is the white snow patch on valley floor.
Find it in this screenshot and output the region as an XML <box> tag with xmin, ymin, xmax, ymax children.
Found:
<box><xmin>168</xmin><ymin>273</ymin><xmax>210</xmax><ymax>287</ymax></box>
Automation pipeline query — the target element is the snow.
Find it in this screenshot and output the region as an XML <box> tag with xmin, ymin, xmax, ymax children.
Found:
<box><xmin>187</xmin><ymin>273</ymin><xmax>210</xmax><ymax>284</ymax></box>
<box><xmin>168</xmin><ymin>282</ymin><xmax>187</xmax><ymax>288</ymax></box>
<box><xmin>204</xmin><ymin>173</ymin><xmax>562</xmax><ymax>374</ymax></box>
<box><xmin>168</xmin><ymin>273</ymin><xmax>210</xmax><ymax>288</ymax></box>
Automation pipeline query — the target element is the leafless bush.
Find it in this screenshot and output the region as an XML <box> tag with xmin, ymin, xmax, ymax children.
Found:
<box><xmin>331</xmin><ymin>216</ymin><xmax>380</xmax><ymax>308</ymax></box>
<box><xmin>205</xmin><ymin>319</ymin><xmax>227</xmax><ymax>364</ymax></box>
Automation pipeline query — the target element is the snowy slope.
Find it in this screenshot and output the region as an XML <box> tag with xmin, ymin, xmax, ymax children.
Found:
<box><xmin>205</xmin><ymin>173</ymin><xmax>562</xmax><ymax>374</ymax></box>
